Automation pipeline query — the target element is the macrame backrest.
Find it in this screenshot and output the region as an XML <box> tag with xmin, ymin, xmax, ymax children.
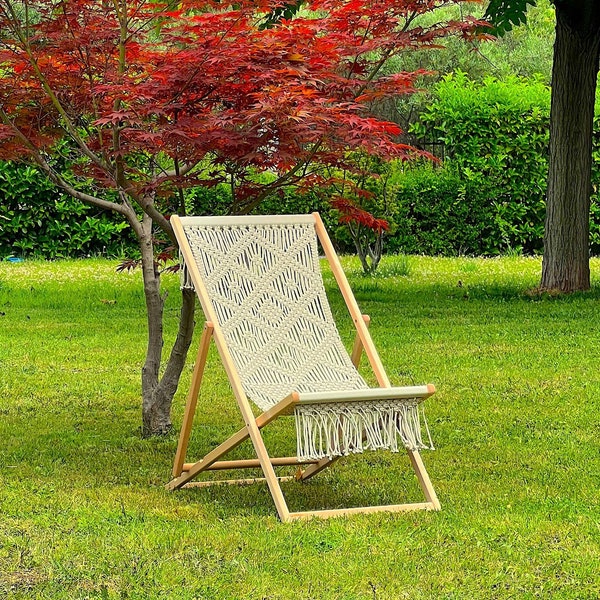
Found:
<box><xmin>180</xmin><ymin>216</ymin><xmax>367</xmax><ymax>411</ymax></box>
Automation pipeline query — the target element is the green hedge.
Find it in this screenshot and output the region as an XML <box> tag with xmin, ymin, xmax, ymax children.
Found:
<box><xmin>7</xmin><ymin>72</ymin><xmax>600</xmax><ymax>260</ymax></box>
<box><xmin>405</xmin><ymin>73</ymin><xmax>550</xmax><ymax>255</ymax></box>
<box><xmin>0</xmin><ymin>162</ymin><xmax>134</xmax><ymax>259</ymax></box>
<box><xmin>387</xmin><ymin>165</ymin><xmax>496</xmax><ymax>255</ymax></box>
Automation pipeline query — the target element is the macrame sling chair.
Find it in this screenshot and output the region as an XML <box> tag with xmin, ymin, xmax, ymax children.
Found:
<box><xmin>167</xmin><ymin>213</ymin><xmax>440</xmax><ymax>521</ymax></box>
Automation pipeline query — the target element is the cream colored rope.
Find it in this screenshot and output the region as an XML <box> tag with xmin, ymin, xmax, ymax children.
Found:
<box><xmin>184</xmin><ymin>221</ymin><xmax>368</xmax><ymax>411</ymax></box>
<box><xmin>180</xmin><ymin>217</ymin><xmax>432</xmax><ymax>460</ymax></box>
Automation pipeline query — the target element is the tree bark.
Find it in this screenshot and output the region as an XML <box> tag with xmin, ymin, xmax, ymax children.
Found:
<box><xmin>541</xmin><ymin>2</ymin><xmax>600</xmax><ymax>292</ymax></box>
<box><xmin>143</xmin><ymin>287</ymin><xmax>196</xmax><ymax>436</ymax></box>
<box><xmin>138</xmin><ymin>214</ymin><xmax>166</xmax><ymax>434</ymax></box>
<box><xmin>136</xmin><ymin>213</ymin><xmax>196</xmax><ymax>436</ymax></box>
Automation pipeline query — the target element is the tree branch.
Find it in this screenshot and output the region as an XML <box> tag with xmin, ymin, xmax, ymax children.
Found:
<box><xmin>0</xmin><ymin>107</ymin><xmax>129</xmax><ymax>215</ymax></box>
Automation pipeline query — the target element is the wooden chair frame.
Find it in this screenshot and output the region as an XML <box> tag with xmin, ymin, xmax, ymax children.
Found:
<box><xmin>166</xmin><ymin>212</ymin><xmax>440</xmax><ymax>521</ymax></box>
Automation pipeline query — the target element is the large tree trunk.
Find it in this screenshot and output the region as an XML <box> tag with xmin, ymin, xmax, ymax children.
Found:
<box><xmin>541</xmin><ymin>2</ymin><xmax>600</xmax><ymax>292</ymax></box>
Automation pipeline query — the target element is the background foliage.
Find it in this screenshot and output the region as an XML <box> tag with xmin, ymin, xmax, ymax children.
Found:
<box><xmin>0</xmin><ymin>0</ymin><xmax>560</xmax><ymax>261</ymax></box>
<box><xmin>0</xmin><ymin>162</ymin><xmax>133</xmax><ymax>259</ymax></box>
<box><xmin>6</xmin><ymin>72</ymin><xmax>600</xmax><ymax>260</ymax></box>
<box><xmin>6</xmin><ymin>0</ymin><xmax>600</xmax><ymax>261</ymax></box>
<box><xmin>406</xmin><ymin>73</ymin><xmax>551</xmax><ymax>255</ymax></box>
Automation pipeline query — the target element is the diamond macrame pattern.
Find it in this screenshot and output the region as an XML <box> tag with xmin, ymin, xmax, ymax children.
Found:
<box><xmin>184</xmin><ymin>222</ymin><xmax>368</xmax><ymax>411</ymax></box>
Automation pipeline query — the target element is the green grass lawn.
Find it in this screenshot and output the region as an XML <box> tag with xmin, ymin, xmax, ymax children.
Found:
<box><xmin>1</xmin><ymin>255</ymin><xmax>600</xmax><ymax>599</ymax></box>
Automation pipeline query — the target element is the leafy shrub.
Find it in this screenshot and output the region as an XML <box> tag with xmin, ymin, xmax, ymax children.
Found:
<box><xmin>0</xmin><ymin>161</ymin><xmax>134</xmax><ymax>259</ymax></box>
<box><xmin>18</xmin><ymin>64</ymin><xmax>600</xmax><ymax>263</ymax></box>
<box><xmin>388</xmin><ymin>165</ymin><xmax>499</xmax><ymax>255</ymax></box>
<box><xmin>590</xmin><ymin>113</ymin><xmax>600</xmax><ymax>255</ymax></box>
<box><xmin>184</xmin><ymin>184</ymin><xmax>232</xmax><ymax>216</ymax></box>
<box><xmin>400</xmin><ymin>74</ymin><xmax>600</xmax><ymax>258</ymax></box>
<box><xmin>406</xmin><ymin>73</ymin><xmax>551</xmax><ymax>255</ymax></box>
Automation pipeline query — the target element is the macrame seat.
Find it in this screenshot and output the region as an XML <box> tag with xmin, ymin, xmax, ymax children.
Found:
<box><xmin>167</xmin><ymin>213</ymin><xmax>440</xmax><ymax>521</ymax></box>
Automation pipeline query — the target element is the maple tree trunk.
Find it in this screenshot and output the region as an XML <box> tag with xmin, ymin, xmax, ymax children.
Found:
<box><xmin>137</xmin><ymin>214</ymin><xmax>196</xmax><ymax>436</ymax></box>
<box><xmin>541</xmin><ymin>3</ymin><xmax>600</xmax><ymax>292</ymax></box>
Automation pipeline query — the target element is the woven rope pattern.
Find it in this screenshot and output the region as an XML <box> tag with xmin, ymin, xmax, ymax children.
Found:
<box><xmin>183</xmin><ymin>222</ymin><xmax>368</xmax><ymax>411</ymax></box>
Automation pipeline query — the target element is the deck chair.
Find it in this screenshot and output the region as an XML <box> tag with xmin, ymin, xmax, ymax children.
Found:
<box><xmin>167</xmin><ymin>213</ymin><xmax>440</xmax><ymax>521</ymax></box>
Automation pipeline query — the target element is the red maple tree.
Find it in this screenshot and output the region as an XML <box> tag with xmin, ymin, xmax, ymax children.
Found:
<box><xmin>0</xmin><ymin>0</ymin><xmax>481</xmax><ymax>434</ymax></box>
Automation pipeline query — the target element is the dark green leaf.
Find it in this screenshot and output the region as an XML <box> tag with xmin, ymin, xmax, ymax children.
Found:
<box><xmin>484</xmin><ymin>0</ymin><xmax>538</xmax><ymax>36</ymax></box>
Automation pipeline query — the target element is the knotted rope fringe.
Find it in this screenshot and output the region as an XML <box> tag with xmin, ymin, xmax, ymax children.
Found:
<box><xmin>179</xmin><ymin>259</ymin><xmax>195</xmax><ymax>292</ymax></box>
<box><xmin>294</xmin><ymin>400</ymin><xmax>433</xmax><ymax>461</ymax></box>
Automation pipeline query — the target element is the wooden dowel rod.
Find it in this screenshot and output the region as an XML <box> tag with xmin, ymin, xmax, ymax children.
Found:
<box><xmin>181</xmin><ymin>457</ymin><xmax>319</xmax><ymax>471</ymax></box>
<box><xmin>172</xmin><ymin>322</ymin><xmax>214</xmax><ymax>477</ymax></box>
<box><xmin>167</xmin><ymin>392</ymin><xmax>299</xmax><ymax>490</ymax></box>
<box><xmin>182</xmin><ymin>476</ymin><xmax>295</xmax><ymax>488</ymax></box>
<box><xmin>288</xmin><ymin>502</ymin><xmax>436</xmax><ymax>520</ymax></box>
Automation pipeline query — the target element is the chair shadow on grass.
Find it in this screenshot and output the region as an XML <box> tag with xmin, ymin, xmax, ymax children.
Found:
<box><xmin>174</xmin><ymin>452</ymin><xmax>427</xmax><ymax>519</ymax></box>
<box><xmin>163</xmin><ymin>411</ymin><xmax>428</xmax><ymax>519</ymax></box>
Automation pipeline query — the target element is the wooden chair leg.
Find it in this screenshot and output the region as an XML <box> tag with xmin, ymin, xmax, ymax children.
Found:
<box><xmin>167</xmin><ymin>393</ymin><xmax>299</xmax><ymax>493</ymax></box>
<box><xmin>407</xmin><ymin>449</ymin><xmax>440</xmax><ymax>510</ymax></box>
<box><xmin>233</xmin><ymin>392</ymin><xmax>293</xmax><ymax>521</ymax></box>
<box><xmin>172</xmin><ymin>322</ymin><xmax>214</xmax><ymax>478</ymax></box>
<box><xmin>296</xmin><ymin>455</ymin><xmax>339</xmax><ymax>481</ymax></box>
<box><xmin>168</xmin><ymin>425</ymin><xmax>254</xmax><ymax>490</ymax></box>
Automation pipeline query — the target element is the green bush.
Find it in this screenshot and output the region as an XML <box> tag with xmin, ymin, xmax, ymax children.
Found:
<box><xmin>405</xmin><ymin>73</ymin><xmax>551</xmax><ymax>255</ymax></box>
<box><xmin>0</xmin><ymin>162</ymin><xmax>135</xmax><ymax>259</ymax></box>
<box><xmin>398</xmin><ymin>74</ymin><xmax>600</xmax><ymax>258</ymax></box>
<box><xmin>388</xmin><ymin>165</ymin><xmax>498</xmax><ymax>255</ymax></box>
<box><xmin>590</xmin><ymin>113</ymin><xmax>600</xmax><ymax>254</ymax></box>
<box><xmin>185</xmin><ymin>183</ymin><xmax>232</xmax><ymax>216</ymax></box>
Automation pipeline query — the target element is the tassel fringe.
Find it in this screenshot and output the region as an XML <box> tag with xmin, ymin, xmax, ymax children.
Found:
<box><xmin>294</xmin><ymin>400</ymin><xmax>433</xmax><ymax>461</ymax></box>
<box><xmin>179</xmin><ymin>259</ymin><xmax>195</xmax><ymax>291</ymax></box>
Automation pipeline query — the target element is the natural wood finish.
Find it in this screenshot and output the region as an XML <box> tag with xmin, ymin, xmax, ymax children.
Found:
<box><xmin>314</xmin><ymin>211</ymin><xmax>439</xmax><ymax>513</ymax></box>
<box><xmin>174</xmin><ymin>214</ymin><xmax>315</xmax><ymax>227</ymax></box>
<box><xmin>297</xmin><ymin>385</ymin><xmax>433</xmax><ymax>405</ymax></box>
<box><xmin>166</xmin><ymin>392</ymin><xmax>299</xmax><ymax>491</ymax></box>
<box><xmin>296</xmin><ymin>455</ymin><xmax>339</xmax><ymax>482</ymax></box>
<box><xmin>288</xmin><ymin>502</ymin><xmax>437</xmax><ymax>520</ymax></box>
<box><xmin>182</xmin><ymin>457</ymin><xmax>319</xmax><ymax>471</ymax></box>
<box><xmin>167</xmin><ymin>427</ymin><xmax>250</xmax><ymax>490</ymax></box>
<box><xmin>172</xmin><ymin>322</ymin><xmax>214</xmax><ymax>477</ymax></box>
<box><xmin>234</xmin><ymin>389</ymin><xmax>292</xmax><ymax>521</ymax></box>
<box><xmin>168</xmin><ymin>213</ymin><xmax>440</xmax><ymax>521</ymax></box>
<box><xmin>350</xmin><ymin>314</ymin><xmax>370</xmax><ymax>367</ymax></box>
<box><xmin>183</xmin><ymin>476</ymin><xmax>295</xmax><ymax>488</ymax></box>
<box><xmin>408</xmin><ymin>450</ymin><xmax>441</xmax><ymax>510</ymax></box>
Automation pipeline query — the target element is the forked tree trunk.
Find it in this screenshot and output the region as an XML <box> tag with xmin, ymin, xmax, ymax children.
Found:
<box><xmin>541</xmin><ymin>3</ymin><xmax>600</xmax><ymax>292</ymax></box>
<box><xmin>137</xmin><ymin>214</ymin><xmax>196</xmax><ymax>436</ymax></box>
<box><xmin>141</xmin><ymin>286</ymin><xmax>196</xmax><ymax>436</ymax></box>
